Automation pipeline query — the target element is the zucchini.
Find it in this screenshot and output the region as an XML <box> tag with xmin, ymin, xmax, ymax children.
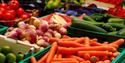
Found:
<box><xmin>71</xmin><ymin>22</ymin><xmax>107</xmax><ymax>33</ymax></box>
<box><xmin>107</xmin><ymin>31</ymin><xmax>118</xmax><ymax>35</ymax></box>
<box><xmin>107</xmin><ymin>23</ymin><xmax>125</xmax><ymax>30</ymax></box>
<box><xmin>83</xmin><ymin>15</ymin><xmax>96</xmax><ymax>22</ymax></box>
<box><xmin>108</xmin><ymin>18</ymin><xmax>125</xmax><ymax>24</ymax></box>
<box><xmin>117</xmin><ymin>28</ymin><xmax>125</xmax><ymax>36</ymax></box>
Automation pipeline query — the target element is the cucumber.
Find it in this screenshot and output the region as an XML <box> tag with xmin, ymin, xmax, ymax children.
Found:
<box><xmin>71</xmin><ymin>22</ymin><xmax>107</xmax><ymax>33</ymax></box>
<box><xmin>82</xmin><ymin>21</ymin><xmax>104</xmax><ymax>26</ymax></box>
<box><xmin>108</xmin><ymin>18</ymin><xmax>125</xmax><ymax>24</ymax></box>
<box><xmin>83</xmin><ymin>15</ymin><xmax>96</xmax><ymax>22</ymax></box>
<box><xmin>107</xmin><ymin>23</ymin><xmax>125</xmax><ymax>30</ymax></box>
<box><xmin>117</xmin><ymin>28</ymin><xmax>125</xmax><ymax>36</ymax></box>
<box><xmin>107</xmin><ymin>31</ymin><xmax>118</xmax><ymax>35</ymax></box>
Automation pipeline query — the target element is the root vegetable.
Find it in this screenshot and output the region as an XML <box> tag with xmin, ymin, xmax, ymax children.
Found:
<box><xmin>7</xmin><ymin>27</ymin><xmax>14</xmax><ymax>32</ymax></box>
<box><xmin>37</xmin><ymin>39</ymin><xmax>49</xmax><ymax>47</ymax></box>
<box><xmin>59</xmin><ymin>27</ymin><xmax>67</xmax><ymax>35</ymax></box>
<box><xmin>7</xmin><ymin>31</ymin><xmax>18</xmax><ymax>39</ymax></box>
<box><xmin>25</xmin><ymin>29</ymin><xmax>37</xmax><ymax>44</ymax></box>
<box><xmin>36</xmin><ymin>30</ymin><xmax>44</xmax><ymax>36</ymax></box>
<box><xmin>39</xmin><ymin>24</ymin><xmax>49</xmax><ymax>32</ymax></box>
<box><xmin>54</xmin><ymin>31</ymin><xmax>61</xmax><ymax>38</ymax></box>
<box><xmin>18</xmin><ymin>22</ymin><xmax>27</xmax><ymax>29</ymax></box>
<box><xmin>33</xmin><ymin>19</ymin><xmax>41</xmax><ymax>27</ymax></box>
<box><xmin>44</xmin><ymin>32</ymin><xmax>53</xmax><ymax>38</ymax></box>
<box><xmin>43</xmin><ymin>36</ymin><xmax>49</xmax><ymax>42</ymax></box>
<box><xmin>28</xmin><ymin>25</ymin><xmax>36</xmax><ymax>30</ymax></box>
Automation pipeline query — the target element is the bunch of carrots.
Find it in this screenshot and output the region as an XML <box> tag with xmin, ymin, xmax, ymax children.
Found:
<box><xmin>30</xmin><ymin>36</ymin><xmax>124</xmax><ymax>63</ymax></box>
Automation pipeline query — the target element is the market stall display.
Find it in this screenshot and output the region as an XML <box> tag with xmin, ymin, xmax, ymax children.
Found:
<box><xmin>0</xmin><ymin>0</ymin><xmax>125</xmax><ymax>63</ymax></box>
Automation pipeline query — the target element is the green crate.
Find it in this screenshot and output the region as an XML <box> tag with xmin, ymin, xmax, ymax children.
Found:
<box><xmin>67</xmin><ymin>26</ymin><xmax>125</xmax><ymax>42</ymax></box>
<box><xmin>19</xmin><ymin>45</ymin><xmax>51</xmax><ymax>63</ymax></box>
<box><xmin>0</xmin><ymin>25</ymin><xmax>8</xmax><ymax>35</ymax></box>
<box><xmin>112</xmin><ymin>49</ymin><xmax>125</xmax><ymax>63</ymax></box>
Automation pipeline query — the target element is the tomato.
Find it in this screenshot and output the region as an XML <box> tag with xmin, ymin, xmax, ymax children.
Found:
<box><xmin>8</xmin><ymin>10</ymin><xmax>16</xmax><ymax>16</ymax></box>
<box><xmin>8</xmin><ymin>0</ymin><xmax>19</xmax><ymax>10</ymax></box>
<box><xmin>20</xmin><ymin>13</ymin><xmax>30</xmax><ymax>20</ymax></box>
<box><xmin>3</xmin><ymin>12</ymin><xmax>15</xmax><ymax>20</ymax></box>
<box><xmin>0</xmin><ymin>3</ymin><xmax>8</xmax><ymax>9</ymax></box>
<box><xmin>0</xmin><ymin>11</ymin><xmax>3</xmax><ymax>19</ymax></box>
<box><xmin>17</xmin><ymin>8</ymin><xmax>25</xmax><ymax>16</ymax></box>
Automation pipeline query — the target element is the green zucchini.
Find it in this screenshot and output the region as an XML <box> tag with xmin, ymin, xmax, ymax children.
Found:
<box><xmin>83</xmin><ymin>15</ymin><xmax>96</xmax><ymax>22</ymax></box>
<box><xmin>107</xmin><ymin>31</ymin><xmax>118</xmax><ymax>35</ymax></box>
<box><xmin>107</xmin><ymin>23</ymin><xmax>125</xmax><ymax>30</ymax></box>
<box><xmin>108</xmin><ymin>18</ymin><xmax>125</xmax><ymax>24</ymax></box>
<box><xmin>117</xmin><ymin>28</ymin><xmax>125</xmax><ymax>36</ymax></box>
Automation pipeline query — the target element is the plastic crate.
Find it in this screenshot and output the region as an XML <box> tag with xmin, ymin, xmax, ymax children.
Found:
<box><xmin>0</xmin><ymin>25</ymin><xmax>8</xmax><ymax>35</ymax></box>
<box><xmin>67</xmin><ymin>26</ymin><xmax>125</xmax><ymax>42</ymax></box>
<box><xmin>19</xmin><ymin>45</ymin><xmax>51</xmax><ymax>63</ymax></box>
<box><xmin>112</xmin><ymin>49</ymin><xmax>125</xmax><ymax>63</ymax></box>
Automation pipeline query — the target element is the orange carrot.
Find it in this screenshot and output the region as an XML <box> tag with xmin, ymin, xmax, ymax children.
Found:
<box><xmin>30</xmin><ymin>56</ymin><xmax>37</xmax><ymax>63</ymax></box>
<box><xmin>109</xmin><ymin>39</ymin><xmax>124</xmax><ymax>48</ymax></box>
<box><xmin>62</xmin><ymin>35</ymin><xmax>71</xmax><ymax>38</ymax></box>
<box><xmin>104</xmin><ymin>60</ymin><xmax>111</xmax><ymax>63</ymax></box>
<box><xmin>57</xmin><ymin>54</ymin><xmax>62</xmax><ymax>60</ymax></box>
<box><xmin>52</xmin><ymin>60</ymin><xmax>79</xmax><ymax>63</ymax></box>
<box><xmin>46</xmin><ymin>42</ymin><xmax>58</xmax><ymax>63</ymax></box>
<box><xmin>53</xmin><ymin>54</ymin><xmax>58</xmax><ymax>60</ymax></box>
<box><xmin>80</xmin><ymin>61</ymin><xmax>91</xmax><ymax>63</ymax></box>
<box><xmin>49</xmin><ymin>38</ymin><xmax>59</xmax><ymax>43</ymax></box>
<box><xmin>37</xmin><ymin>52</ymin><xmax>49</xmax><ymax>63</ymax></box>
<box><xmin>78</xmin><ymin>51</ymin><xmax>110</xmax><ymax>56</ymax></box>
<box><xmin>90</xmin><ymin>41</ymin><xmax>104</xmax><ymax>46</ymax></box>
<box><xmin>96</xmin><ymin>61</ymin><xmax>104</xmax><ymax>63</ymax></box>
<box><xmin>75</xmin><ymin>37</ymin><xmax>85</xmax><ymax>43</ymax></box>
<box><xmin>58</xmin><ymin>41</ymin><xmax>85</xmax><ymax>47</ymax></box>
<box><xmin>102</xmin><ymin>56</ymin><xmax>108</xmax><ymax>60</ymax></box>
<box><xmin>112</xmin><ymin>52</ymin><xmax>120</xmax><ymax>57</ymax></box>
<box><xmin>60</xmin><ymin>38</ymin><xmax>78</xmax><ymax>41</ymax></box>
<box><xmin>84</xmin><ymin>37</ymin><xmax>90</xmax><ymax>47</ymax></box>
<box><xmin>70</xmin><ymin>55</ymin><xmax>84</xmax><ymax>62</ymax></box>
<box><xmin>83</xmin><ymin>53</ymin><xmax>90</xmax><ymax>60</ymax></box>
<box><xmin>58</xmin><ymin>46</ymin><xmax>116</xmax><ymax>55</ymax></box>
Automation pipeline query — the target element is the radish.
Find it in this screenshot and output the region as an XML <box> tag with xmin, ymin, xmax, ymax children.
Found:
<box><xmin>39</xmin><ymin>24</ymin><xmax>49</xmax><ymax>32</ymax></box>
<box><xmin>36</xmin><ymin>30</ymin><xmax>44</xmax><ymax>36</ymax></box>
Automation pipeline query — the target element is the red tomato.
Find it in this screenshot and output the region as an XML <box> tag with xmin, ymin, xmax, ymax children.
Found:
<box><xmin>20</xmin><ymin>13</ymin><xmax>30</xmax><ymax>20</ymax></box>
<box><xmin>0</xmin><ymin>3</ymin><xmax>8</xmax><ymax>9</ymax></box>
<box><xmin>8</xmin><ymin>10</ymin><xmax>16</xmax><ymax>16</ymax></box>
<box><xmin>0</xmin><ymin>11</ymin><xmax>3</xmax><ymax>19</ymax></box>
<box><xmin>3</xmin><ymin>12</ymin><xmax>15</xmax><ymax>20</ymax></box>
<box><xmin>8</xmin><ymin>0</ymin><xmax>19</xmax><ymax>10</ymax></box>
<box><xmin>16</xmin><ymin>8</ymin><xmax>25</xmax><ymax>16</ymax></box>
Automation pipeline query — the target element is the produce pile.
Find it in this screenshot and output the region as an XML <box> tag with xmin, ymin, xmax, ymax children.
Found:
<box><xmin>0</xmin><ymin>46</ymin><xmax>24</xmax><ymax>63</ymax></box>
<box><xmin>0</xmin><ymin>0</ymin><xmax>30</xmax><ymax>26</ymax></box>
<box><xmin>30</xmin><ymin>36</ymin><xmax>124</xmax><ymax>63</ymax></box>
<box><xmin>4</xmin><ymin>13</ymin><xmax>70</xmax><ymax>49</ymax></box>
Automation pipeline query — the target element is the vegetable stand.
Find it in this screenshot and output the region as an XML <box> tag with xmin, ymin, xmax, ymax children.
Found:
<box><xmin>0</xmin><ymin>0</ymin><xmax>125</xmax><ymax>63</ymax></box>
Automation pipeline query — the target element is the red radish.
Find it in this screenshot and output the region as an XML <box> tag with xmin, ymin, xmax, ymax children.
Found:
<box><xmin>39</xmin><ymin>24</ymin><xmax>49</xmax><ymax>32</ymax></box>
<box><xmin>36</xmin><ymin>30</ymin><xmax>44</xmax><ymax>36</ymax></box>
<box><xmin>25</xmin><ymin>29</ymin><xmax>37</xmax><ymax>44</ymax></box>
<box><xmin>7</xmin><ymin>27</ymin><xmax>14</xmax><ymax>32</ymax></box>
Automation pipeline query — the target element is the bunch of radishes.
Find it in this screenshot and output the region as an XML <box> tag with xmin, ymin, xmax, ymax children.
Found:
<box><xmin>5</xmin><ymin>16</ymin><xmax>68</xmax><ymax>47</ymax></box>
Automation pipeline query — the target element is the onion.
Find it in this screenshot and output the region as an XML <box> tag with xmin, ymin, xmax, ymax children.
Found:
<box><xmin>7</xmin><ymin>27</ymin><xmax>14</xmax><ymax>32</ymax></box>
<box><xmin>54</xmin><ymin>31</ymin><xmax>62</xmax><ymax>38</ymax></box>
<box><xmin>44</xmin><ymin>32</ymin><xmax>52</xmax><ymax>38</ymax></box>
<box><xmin>18</xmin><ymin>22</ymin><xmax>27</xmax><ymax>29</ymax></box>
<box><xmin>33</xmin><ymin>19</ymin><xmax>41</xmax><ymax>27</ymax></box>
<box><xmin>43</xmin><ymin>36</ymin><xmax>49</xmax><ymax>42</ymax></box>
<box><xmin>36</xmin><ymin>30</ymin><xmax>44</xmax><ymax>36</ymax></box>
<box><xmin>39</xmin><ymin>24</ymin><xmax>49</xmax><ymax>32</ymax></box>
<box><xmin>59</xmin><ymin>27</ymin><xmax>67</xmax><ymax>35</ymax></box>
<box><xmin>37</xmin><ymin>39</ymin><xmax>49</xmax><ymax>47</ymax></box>
<box><xmin>28</xmin><ymin>25</ymin><xmax>36</xmax><ymax>30</ymax></box>
<box><xmin>8</xmin><ymin>31</ymin><xmax>18</xmax><ymax>39</ymax></box>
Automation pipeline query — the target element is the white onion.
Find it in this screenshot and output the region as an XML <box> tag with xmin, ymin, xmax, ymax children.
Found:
<box><xmin>59</xmin><ymin>27</ymin><xmax>67</xmax><ymax>35</ymax></box>
<box><xmin>54</xmin><ymin>31</ymin><xmax>62</xmax><ymax>38</ymax></box>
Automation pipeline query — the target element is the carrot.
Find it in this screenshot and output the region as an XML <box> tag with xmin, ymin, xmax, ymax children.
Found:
<box><xmin>103</xmin><ymin>42</ymin><xmax>109</xmax><ymax>44</ymax></box>
<box><xmin>90</xmin><ymin>41</ymin><xmax>104</xmax><ymax>46</ymax></box>
<box><xmin>53</xmin><ymin>54</ymin><xmax>58</xmax><ymax>60</ymax></box>
<box><xmin>30</xmin><ymin>56</ymin><xmax>37</xmax><ymax>63</ymax></box>
<box><xmin>49</xmin><ymin>38</ymin><xmax>59</xmax><ymax>43</ymax></box>
<box><xmin>78</xmin><ymin>51</ymin><xmax>110</xmax><ymax>56</ymax></box>
<box><xmin>75</xmin><ymin>37</ymin><xmax>85</xmax><ymax>43</ymax></box>
<box><xmin>102</xmin><ymin>56</ymin><xmax>108</xmax><ymax>60</ymax></box>
<box><xmin>84</xmin><ymin>37</ymin><xmax>90</xmax><ymax>47</ymax></box>
<box><xmin>70</xmin><ymin>55</ymin><xmax>84</xmax><ymax>62</ymax></box>
<box><xmin>109</xmin><ymin>39</ymin><xmax>124</xmax><ymax>48</ymax></box>
<box><xmin>112</xmin><ymin>52</ymin><xmax>120</xmax><ymax>57</ymax></box>
<box><xmin>53</xmin><ymin>58</ymin><xmax>79</xmax><ymax>63</ymax></box>
<box><xmin>57</xmin><ymin>54</ymin><xmax>62</xmax><ymax>60</ymax></box>
<box><xmin>58</xmin><ymin>41</ymin><xmax>85</xmax><ymax>47</ymax></box>
<box><xmin>52</xmin><ymin>60</ymin><xmax>79</xmax><ymax>63</ymax></box>
<box><xmin>37</xmin><ymin>52</ymin><xmax>49</xmax><ymax>63</ymax></box>
<box><xmin>46</xmin><ymin>42</ymin><xmax>58</xmax><ymax>63</ymax></box>
<box><xmin>58</xmin><ymin>46</ymin><xmax>116</xmax><ymax>55</ymax></box>
<box><xmin>62</xmin><ymin>35</ymin><xmax>71</xmax><ymax>38</ymax></box>
<box><xmin>83</xmin><ymin>53</ymin><xmax>90</xmax><ymax>60</ymax></box>
<box><xmin>104</xmin><ymin>60</ymin><xmax>111</xmax><ymax>63</ymax></box>
<box><xmin>96</xmin><ymin>61</ymin><xmax>104</xmax><ymax>63</ymax></box>
<box><xmin>80</xmin><ymin>61</ymin><xmax>91</xmax><ymax>63</ymax></box>
<box><xmin>60</xmin><ymin>38</ymin><xmax>78</xmax><ymax>41</ymax></box>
